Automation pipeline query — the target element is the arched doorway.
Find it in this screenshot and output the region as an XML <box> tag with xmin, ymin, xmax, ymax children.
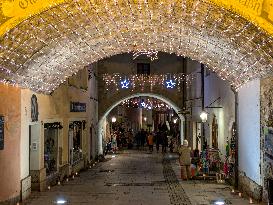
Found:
<box><xmin>97</xmin><ymin>93</ymin><xmax>185</xmax><ymax>155</ymax></box>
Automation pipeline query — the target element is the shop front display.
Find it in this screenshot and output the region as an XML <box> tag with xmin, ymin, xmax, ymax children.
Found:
<box><xmin>69</xmin><ymin>121</ymin><xmax>83</xmax><ymax>165</ymax></box>
<box><xmin>44</xmin><ymin>122</ymin><xmax>62</xmax><ymax>176</ymax></box>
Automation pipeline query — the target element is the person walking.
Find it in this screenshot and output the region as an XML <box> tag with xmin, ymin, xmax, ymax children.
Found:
<box><xmin>178</xmin><ymin>140</ymin><xmax>191</xmax><ymax>180</ymax></box>
<box><xmin>155</xmin><ymin>131</ymin><xmax>162</xmax><ymax>153</ymax></box>
<box><xmin>140</xmin><ymin>129</ymin><xmax>146</xmax><ymax>150</ymax></box>
<box><xmin>135</xmin><ymin>131</ymin><xmax>141</xmax><ymax>149</ymax></box>
<box><xmin>161</xmin><ymin>131</ymin><xmax>168</xmax><ymax>153</ymax></box>
<box><xmin>147</xmin><ymin>133</ymin><xmax>154</xmax><ymax>152</ymax></box>
<box><xmin>111</xmin><ymin>132</ymin><xmax>118</xmax><ymax>152</ymax></box>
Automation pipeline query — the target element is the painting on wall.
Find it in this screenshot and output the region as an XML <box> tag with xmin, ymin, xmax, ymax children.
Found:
<box><xmin>31</xmin><ymin>94</ymin><xmax>39</xmax><ymax>122</ymax></box>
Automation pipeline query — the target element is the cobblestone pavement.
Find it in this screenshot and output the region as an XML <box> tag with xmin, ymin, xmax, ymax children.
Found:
<box><xmin>23</xmin><ymin>150</ymin><xmax>262</xmax><ymax>205</ymax></box>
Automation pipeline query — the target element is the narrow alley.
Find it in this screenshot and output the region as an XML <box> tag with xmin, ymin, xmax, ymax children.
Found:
<box><xmin>23</xmin><ymin>150</ymin><xmax>254</xmax><ymax>205</ymax></box>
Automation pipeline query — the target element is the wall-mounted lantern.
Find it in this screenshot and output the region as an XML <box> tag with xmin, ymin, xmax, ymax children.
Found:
<box><xmin>111</xmin><ymin>117</ymin><xmax>117</xmax><ymax>123</ymax></box>
<box><xmin>200</xmin><ymin>111</ymin><xmax>208</xmax><ymax>122</ymax></box>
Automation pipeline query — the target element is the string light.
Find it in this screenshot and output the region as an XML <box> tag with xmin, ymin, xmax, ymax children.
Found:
<box><xmin>0</xmin><ymin>0</ymin><xmax>272</xmax><ymax>93</ymax></box>
<box><xmin>103</xmin><ymin>73</ymin><xmax>186</xmax><ymax>92</ymax></box>
<box><xmin>121</xmin><ymin>97</ymin><xmax>172</xmax><ymax>111</ymax></box>
<box><xmin>132</xmin><ymin>50</ymin><xmax>159</xmax><ymax>61</ymax></box>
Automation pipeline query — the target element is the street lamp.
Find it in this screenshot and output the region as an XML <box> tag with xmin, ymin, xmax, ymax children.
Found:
<box><xmin>143</xmin><ymin>117</ymin><xmax>147</xmax><ymax>122</ymax></box>
<box><xmin>111</xmin><ymin>117</ymin><xmax>117</xmax><ymax>123</ymax></box>
<box><xmin>173</xmin><ymin>118</ymin><xmax>178</xmax><ymax>124</ymax></box>
<box><xmin>200</xmin><ymin>110</ymin><xmax>208</xmax><ymax>150</ymax></box>
<box><xmin>200</xmin><ymin>111</ymin><xmax>208</xmax><ymax>122</ymax></box>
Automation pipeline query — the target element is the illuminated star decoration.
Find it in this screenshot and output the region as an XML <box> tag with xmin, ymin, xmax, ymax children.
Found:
<box><xmin>141</xmin><ymin>101</ymin><xmax>146</xmax><ymax>108</ymax></box>
<box><xmin>121</xmin><ymin>79</ymin><xmax>130</xmax><ymax>88</ymax></box>
<box><xmin>166</xmin><ymin>80</ymin><xmax>176</xmax><ymax>88</ymax></box>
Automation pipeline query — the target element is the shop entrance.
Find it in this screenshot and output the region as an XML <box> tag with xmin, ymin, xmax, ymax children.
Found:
<box><xmin>44</xmin><ymin>123</ymin><xmax>59</xmax><ymax>176</ymax></box>
<box><xmin>69</xmin><ymin>121</ymin><xmax>83</xmax><ymax>165</ymax></box>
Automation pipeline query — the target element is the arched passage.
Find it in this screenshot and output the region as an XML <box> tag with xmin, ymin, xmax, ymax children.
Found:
<box><xmin>97</xmin><ymin>93</ymin><xmax>185</xmax><ymax>155</ymax></box>
<box><xmin>0</xmin><ymin>0</ymin><xmax>273</xmax><ymax>93</ymax></box>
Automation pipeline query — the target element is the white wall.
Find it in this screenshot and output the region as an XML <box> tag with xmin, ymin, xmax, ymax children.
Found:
<box><xmin>204</xmin><ymin>72</ymin><xmax>235</xmax><ymax>158</ymax></box>
<box><xmin>238</xmin><ymin>79</ymin><xmax>261</xmax><ymax>185</ymax></box>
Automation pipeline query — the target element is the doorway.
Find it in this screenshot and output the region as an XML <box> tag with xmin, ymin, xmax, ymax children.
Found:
<box><xmin>69</xmin><ymin>121</ymin><xmax>83</xmax><ymax>165</ymax></box>
<box><xmin>29</xmin><ymin>124</ymin><xmax>40</xmax><ymax>172</ymax></box>
<box><xmin>44</xmin><ymin>123</ymin><xmax>59</xmax><ymax>176</ymax></box>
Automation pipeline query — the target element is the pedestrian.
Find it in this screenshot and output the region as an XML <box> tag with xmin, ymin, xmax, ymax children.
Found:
<box><xmin>127</xmin><ymin>130</ymin><xmax>134</xmax><ymax>149</ymax></box>
<box><xmin>161</xmin><ymin>131</ymin><xmax>168</xmax><ymax>153</ymax></box>
<box><xmin>111</xmin><ymin>132</ymin><xmax>118</xmax><ymax>152</ymax></box>
<box><xmin>135</xmin><ymin>131</ymin><xmax>141</xmax><ymax>149</ymax></box>
<box><xmin>147</xmin><ymin>132</ymin><xmax>154</xmax><ymax>152</ymax></box>
<box><xmin>140</xmin><ymin>129</ymin><xmax>146</xmax><ymax>149</ymax></box>
<box><xmin>178</xmin><ymin>140</ymin><xmax>191</xmax><ymax>180</ymax></box>
<box><xmin>155</xmin><ymin>131</ymin><xmax>162</xmax><ymax>153</ymax></box>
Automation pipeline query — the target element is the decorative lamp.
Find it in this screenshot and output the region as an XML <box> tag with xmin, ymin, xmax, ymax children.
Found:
<box><xmin>111</xmin><ymin>117</ymin><xmax>117</xmax><ymax>123</ymax></box>
<box><xmin>200</xmin><ymin>111</ymin><xmax>208</xmax><ymax>122</ymax></box>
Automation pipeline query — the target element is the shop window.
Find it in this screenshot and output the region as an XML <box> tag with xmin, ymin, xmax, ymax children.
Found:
<box><xmin>69</xmin><ymin>121</ymin><xmax>83</xmax><ymax>165</ymax></box>
<box><xmin>44</xmin><ymin>123</ymin><xmax>60</xmax><ymax>176</ymax></box>
<box><xmin>137</xmin><ymin>63</ymin><xmax>150</xmax><ymax>75</ymax></box>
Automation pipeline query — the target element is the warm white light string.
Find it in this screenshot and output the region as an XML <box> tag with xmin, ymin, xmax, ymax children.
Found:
<box><xmin>0</xmin><ymin>0</ymin><xmax>272</xmax><ymax>93</ymax></box>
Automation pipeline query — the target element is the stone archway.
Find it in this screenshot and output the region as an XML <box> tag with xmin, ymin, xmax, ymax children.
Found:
<box><xmin>0</xmin><ymin>1</ymin><xmax>273</xmax><ymax>93</ymax></box>
<box><xmin>97</xmin><ymin>93</ymin><xmax>185</xmax><ymax>155</ymax></box>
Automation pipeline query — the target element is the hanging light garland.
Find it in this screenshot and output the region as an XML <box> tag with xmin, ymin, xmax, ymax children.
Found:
<box><xmin>132</xmin><ymin>50</ymin><xmax>159</xmax><ymax>61</ymax></box>
<box><xmin>121</xmin><ymin>97</ymin><xmax>172</xmax><ymax>111</ymax></box>
<box><xmin>0</xmin><ymin>0</ymin><xmax>272</xmax><ymax>93</ymax></box>
<box><xmin>102</xmin><ymin>73</ymin><xmax>190</xmax><ymax>92</ymax></box>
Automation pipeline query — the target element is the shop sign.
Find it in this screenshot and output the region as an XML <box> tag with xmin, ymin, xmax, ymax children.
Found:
<box><xmin>70</xmin><ymin>102</ymin><xmax>86</xmax><ymax>112</ymax></box>
<box><xmin>0</xmin><ymin>116</ymin><xmax>4</xmax><ymax>150</ymax></box>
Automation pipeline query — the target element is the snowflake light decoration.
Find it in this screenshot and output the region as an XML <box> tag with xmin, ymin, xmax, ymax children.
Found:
<box><xmin>121</xmin><ymin>79</ymin><xmax>130</xmax><ymax>89</ymax></box>
<box><xmin>166</xmin><ymin>80</ymin><xmax>176</xmax><ymax>88</ymax></box>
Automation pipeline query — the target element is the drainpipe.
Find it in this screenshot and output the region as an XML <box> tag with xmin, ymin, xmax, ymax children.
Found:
<box><xmin>182</xmin><ymin>57</ymin><xmax>187</xmax><ymax>141</ymax></box>
<box><xmin>231</xmin><ymin>87</ymin><xmax>239</xmax><ymax>189</ymax></box>
<box><xmin>201</xmin><ymin>64</ymin><xmax>205</xmax><ymax>148</ymax></box>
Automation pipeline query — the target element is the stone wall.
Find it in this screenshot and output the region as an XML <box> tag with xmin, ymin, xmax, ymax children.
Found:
<box><xmin>260</xmin><ymin>77</ymin><xmax>273</xmax><ymax>201</ymax></box>
<box><xmin>238</xmin><ymin>171</ymin><xmax>263</xmax><ymax>201</ymax></box>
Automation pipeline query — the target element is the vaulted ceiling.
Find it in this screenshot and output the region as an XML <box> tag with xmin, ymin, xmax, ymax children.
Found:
<box><xmin>0</xmin><ymin>0</ymin><xmax>273</xmax><ymax>93</ymax></box>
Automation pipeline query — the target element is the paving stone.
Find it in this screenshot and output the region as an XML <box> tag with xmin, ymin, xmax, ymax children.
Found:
<box><xmin>22</xmin><ymin>150</ymin><xmax>263</xmax><ymax>205</ymax></box>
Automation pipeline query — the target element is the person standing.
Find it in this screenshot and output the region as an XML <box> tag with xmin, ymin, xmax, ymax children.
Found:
<box><xmin>178</xmin><ymin>140</ymin><xmax>191</xmax><ymax>180</ymax></box>
<box><xmin>147</xmin><ymin>133</ymin><xmax>154</xmax><ymax>152</ymax></box>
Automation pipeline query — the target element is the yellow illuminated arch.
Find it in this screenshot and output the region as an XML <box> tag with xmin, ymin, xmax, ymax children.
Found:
<box><xmin>0</xmin><ymin>0</ymin><xmax>273</xmax><ymax>37</ymax></box>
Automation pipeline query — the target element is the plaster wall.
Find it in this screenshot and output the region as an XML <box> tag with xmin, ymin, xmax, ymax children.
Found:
<box><xmin>204</xmin><ymin>72</ymin><xmax>235</xmax><ymax>158</ymax></box>
<box><xmin>100</xmin><ymin>52</ymin><xmax>184</xmax><ymax>74</ymax></box>
<box><xmin>0</xmin><ymin>84</ymin><xmax>21</xmax><ymax>202</ymax></box>
<box><xmin>185</xmin><ymin>62</ymin><xmax>235</xmax><ymax>158</ymax></box>
<box><xmin>238</xmin><ymin>79</ymin><xmax>261</xmax><ymax>185</ymax></box>
<box><xmin>20</xmin><ymin>68</ymin><xmax>92</xmax><ymax>182</ymax></box>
